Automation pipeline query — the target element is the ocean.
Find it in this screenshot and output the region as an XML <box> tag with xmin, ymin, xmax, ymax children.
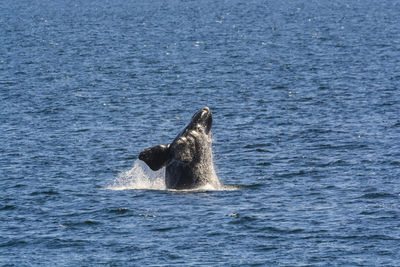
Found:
<box><xmin>1</xmin><ymin>0</ymin><xmax>399</xmax><ymax>265</ymax></box>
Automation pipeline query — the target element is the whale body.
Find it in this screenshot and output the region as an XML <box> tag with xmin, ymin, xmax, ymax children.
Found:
<box><xmin>139</xmin><ymin>107</ymin><xmax>220</xmax><ymax>190</ymax></box>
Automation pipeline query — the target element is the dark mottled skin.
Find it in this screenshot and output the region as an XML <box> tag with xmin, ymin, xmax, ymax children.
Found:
<box><xmin>139</xmin><ymin>107</ymin><xmax>219</xmax><ymax>189</ymax></box>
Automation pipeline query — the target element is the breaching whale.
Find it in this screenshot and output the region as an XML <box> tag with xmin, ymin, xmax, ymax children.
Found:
<box><xmin>139</xmin><ymin>107</ymin><xmax>220</xmax><ymax>190</ymax></box>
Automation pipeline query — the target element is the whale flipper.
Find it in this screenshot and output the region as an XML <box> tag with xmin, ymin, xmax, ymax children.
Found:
<box><xmin>139</xmin><ymin>144</ymin><xmax>170</xmax><ymax>171</ymax></box>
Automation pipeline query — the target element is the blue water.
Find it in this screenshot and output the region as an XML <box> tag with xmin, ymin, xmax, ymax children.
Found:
<box><xmin>1</xmin><ymin>0</ymin><xmax>400</xmax><ymax>265</ymax></box>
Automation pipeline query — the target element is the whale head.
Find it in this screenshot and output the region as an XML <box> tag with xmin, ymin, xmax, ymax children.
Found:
<box><xmin>176</xmin><ymin>106</ymin><xmax>212</xmax><ymax>139</ymax></box>
<box><xmin>139</xmin><ymin>106</ymin><xmax>213</xmax><ymax>170</ymax></box>
<box><xmin>169</xmin><ymin>107</ymin><xmax>213</xmax><ymax>164</ymax></box>
<box><xmin>139</xmin><ymin>106</ymin><xmax>219</xmax><ymax>189</ymax></box>
<box><xmin>190</xmin><ymin>106</ymin><xmax>213</xmax><ymax>134</ymax></box>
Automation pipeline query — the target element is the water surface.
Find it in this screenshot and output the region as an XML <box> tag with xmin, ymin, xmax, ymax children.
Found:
<box><xmin>1</xmin><ymin>0</ymin><xmax>399</xmax><ymax>265</ymax></box>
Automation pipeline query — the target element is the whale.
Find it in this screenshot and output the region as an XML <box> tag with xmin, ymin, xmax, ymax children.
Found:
<box><xmin>139</xmin><ymin>107</ymin><xmax>220</xmax><ymax>190</ymax></box>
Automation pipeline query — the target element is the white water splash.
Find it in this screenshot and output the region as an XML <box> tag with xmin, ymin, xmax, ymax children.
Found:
<box><xmin>107</xmin><ymin>160</ymin><xmax>166</xmax><ymax>190</ymax></box>
<box><xmin>107</xmin><ymin>160</ymin><xmax>238</xmax><ymax>191</ymax></box>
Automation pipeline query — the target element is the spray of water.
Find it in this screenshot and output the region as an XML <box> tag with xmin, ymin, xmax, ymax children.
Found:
<box><xmin>107</xmin><ymin>160</ymin><xmax>166</xmax><ymax>190</ymax></box>
<box><xmin>106</xmin><ymin>159</ymin><xmax>237</xmax><ymax>191</ymax></box>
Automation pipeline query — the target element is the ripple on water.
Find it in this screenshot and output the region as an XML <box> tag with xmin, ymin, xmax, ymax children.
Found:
<box><xmin>0</xmin><ymin>205</ymin><xmax>16</xmax><ymax>211</ymax></box>
<box><xmin>360</xmin><ymin>192</ymin><xmax>396</xmax><ymax>199</ymax></box>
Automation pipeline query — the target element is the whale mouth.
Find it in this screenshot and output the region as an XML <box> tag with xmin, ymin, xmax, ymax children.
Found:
<box><xmin>191</xmin><ymin>107</ymin><xmax>212</xmax><ymax>134</ymax></box>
